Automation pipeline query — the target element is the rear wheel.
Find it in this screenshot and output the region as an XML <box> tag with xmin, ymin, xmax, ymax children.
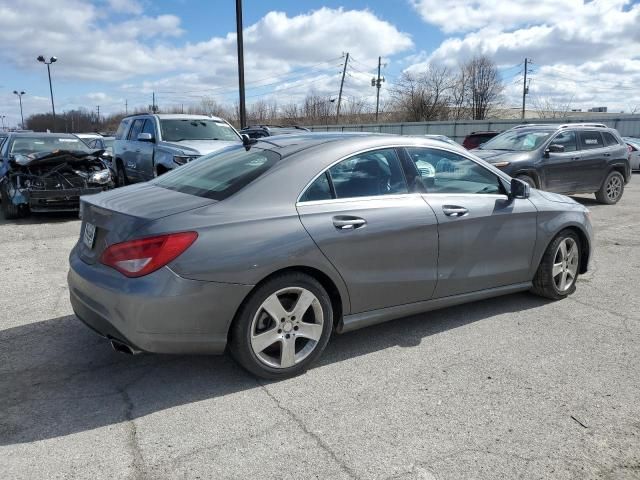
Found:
<box><xmin>230</xmin><ymin>273</ymin><xmax>333</xmax><ymax>379</ymax></box>
<box><xmin>595</xmin><ymin>171</ymin><xmax>624</xmax><ymax>204</ymax></box>
<box><xmin>516</xmin><ymin>174</ymin><xmax>537</xmax><ymax>189</ymax></box>
<box><xmin>531</xmin><ymin>230</ymin><xmax>580</xmax><ymax>300</ymax></box>
<box><xmin>1</xmin><ymin>180</ymin><xmax>22</xmax><ymax>219</ymax></box>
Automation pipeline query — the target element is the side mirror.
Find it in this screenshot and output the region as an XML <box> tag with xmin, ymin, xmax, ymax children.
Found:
<box><xmin>547</xmin><ymin>144</ymin><xmax>565</xmax><ymax>154</ymax></box>
<box><xmin>510</xmin><ymin>177</ymin><xmax>530</xmax><ymax>199</ymax></box>
<box><xmin>137</xmin><ymin>132</ymin><xmax>154</xmax><ymax>142</ymax></box>
<box><xmin>241</xmin><ymin>133</ymin><xmax>257</xmax><ymax>150</ymax></box>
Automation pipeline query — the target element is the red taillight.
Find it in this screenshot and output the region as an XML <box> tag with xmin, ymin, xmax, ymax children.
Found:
<box><xmin>628</xmin><ymin>144</ymin><xmax>636</xmax><ymax>152</ymax></box>
<box><xmin>100</xmin><ymin>231</ymin><xmax>198</xmax><ymax>278</ymax></box>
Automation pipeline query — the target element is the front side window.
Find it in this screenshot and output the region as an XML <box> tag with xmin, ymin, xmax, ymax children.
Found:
<box><xmin>550</xmin><ymin>130</ymin><xmax>577</xmax><ymax>152</ymax></box>
<box><xmin>115</xmin><ymin>119</ymin><xmax>131</xmax><ymax>140</ymax></box>
<box><xmin>140</xmin><ymin>119</ymin><xmax>156</xmax><ymax>137</ymax></box>
<box><xmin>160</xmin><ymin>119</ymin><xmax>240</xmax><ymax>142</ymax></box>
<box><xmin>128</xmin><ymin>119</ymin><xmax>145</xmax><ymax>140</ymax></box>
<box><xmin>579</xmin><ymin>131</ymin><xmax>604</xmax><ymax>150</ymax></box>
<box><xmin>481</xmin><ymin>129</ymin><xmax>554</xmax><ymax>152</ymax></box>
<box><xmin>327</xmin><ymin>148</ymin><xmax>408</xmax><ymax>199</ymax></box>
<box><xmin>152</xmin><ymin>146</ymin><xmax>280</xmax><ymax>200</ymax></box>
<box><xmin>405</xmin><ymin>147</ymin><xmax>503</xmax><ymax>195</ymax></box>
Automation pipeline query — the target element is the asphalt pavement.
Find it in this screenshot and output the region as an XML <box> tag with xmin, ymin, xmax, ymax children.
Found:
<box><xmin>1</xmin><ymin>178</ymin><xmax>639</xmax><ymax>479</ymax></box>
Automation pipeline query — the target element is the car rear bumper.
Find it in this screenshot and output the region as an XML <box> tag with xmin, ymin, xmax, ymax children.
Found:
<box><xmin>67</xmin><ymin>245</ymin><xmax>253</xmax><ymax>354</ymax></box>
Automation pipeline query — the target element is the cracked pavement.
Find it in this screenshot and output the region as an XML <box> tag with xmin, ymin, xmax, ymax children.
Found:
<box><xmin>1</xmin><ymin>179</ymin><xmax>639</xmax><ymax>479</ymax></box>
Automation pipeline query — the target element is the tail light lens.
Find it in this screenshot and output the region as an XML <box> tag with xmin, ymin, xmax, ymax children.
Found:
<box><xmin>628</xmin><ymin>144</ymin><xmax>636</xmax><ymax>152</ymax></box>
<box><xmin>100</xmin><ymin>231</ymin><xmax>198</xmax><ymax>277</ymax></box>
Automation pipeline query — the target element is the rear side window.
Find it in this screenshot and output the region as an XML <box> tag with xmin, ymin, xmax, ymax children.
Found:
<box><xmin>328</xmin><ymin>148</ymin><xmax>408</xmax><ymax>199</ymax></box>
<box><xmin>152</xmin><ymin>146</ymin><xmax>280</xmax><ymax>200</ymax></box>
<box><xmin>602</xmin><ymin>132</ymin><xmax>619</xmax><ymax>146</ymax></box>
<box><xmin>579</xmin><ymin>131</ymin><xmax>604</xmax><ymax>150</ymax></box>
<box><xmin>300</xmin><ymin>172</ymin><xmax>332</xmax><ymax>202</ymax></box>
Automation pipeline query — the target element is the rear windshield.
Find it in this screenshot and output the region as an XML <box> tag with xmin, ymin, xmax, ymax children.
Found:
<box><xmin>152</xmin><ymin>146</ymin><xmax>281</xmax><ymax>200</ymax></box>
<box><xmin>480</xmin><ymin>129</ymin><xmax>554</xmax><ymax>151</ymax></box>
<box><xmin>10</xmin><ymin>136</ymin><xmax>91</xmax><ymax>155</ymax></box>
<box><xmin>160</xmin><ymin>119</ymin><xmax>240</xmax><ymax>142</ymax></box>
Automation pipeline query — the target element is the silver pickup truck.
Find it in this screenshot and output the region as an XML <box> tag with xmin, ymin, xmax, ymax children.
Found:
<box><xmin>112</xmin><ymin>113</ymin><xmax>241</xmax><ymax>185</ymax></box>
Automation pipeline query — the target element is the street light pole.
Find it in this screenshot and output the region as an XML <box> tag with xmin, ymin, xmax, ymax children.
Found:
<box><xmin>13</xmin><ymin>91</ymin><xmax>25</xmax><ymax>129</ymax></box>
<box><xmin>37</xmin><ymin>55</ymin><xmax>57</xmax><ymax>130</ymax></box>
<box><xmin>0</xmin><ymin>115</ymin><xmax>6</xmax><ymax>131</ymax></box>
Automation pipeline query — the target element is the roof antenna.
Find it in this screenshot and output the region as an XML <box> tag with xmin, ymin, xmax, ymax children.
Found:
<box><xmin>242</xmin><ymin>133</ymin><xmax>257</xmax><ymax>150</ymax></box>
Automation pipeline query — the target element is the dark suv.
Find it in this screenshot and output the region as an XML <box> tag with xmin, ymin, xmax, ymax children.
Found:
<box><xmin>240</xmin><ymin>125</ymin><xmax>309</xmax><ymax>138</ymax></box>
<box><xmin>474</xmin><ymin>123</ymin><xmax>630</xmax><ymax>204</ymax></box>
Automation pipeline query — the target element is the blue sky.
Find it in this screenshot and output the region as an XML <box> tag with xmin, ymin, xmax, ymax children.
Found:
<box><xmin>1</xmin><ymin>0</ymin><xmax>639</xmax><ymax>127</ymax></box>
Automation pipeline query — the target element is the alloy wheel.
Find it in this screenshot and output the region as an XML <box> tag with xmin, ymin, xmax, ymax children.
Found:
<box><xmin>606</xmin><ymin>175</ymin><xmax>622</xmax><ymax>202</ymax></box>
<box><xmin>552</xmin><ymin>238</ymin><xmax>579</xmax><ymax>292</ymax></box>
<box><xmin>250</xmin><ymin>287</ymin><xmax>324</xmax><ymax>369</ymax></box>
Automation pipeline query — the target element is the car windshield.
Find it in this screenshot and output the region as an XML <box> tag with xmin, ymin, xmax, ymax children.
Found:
<box><xmin>160</xmin><ymin>119</ymin><xmax>240</xmax><ymax>142</ymax></box>
<box><xmin>152</xmin><ymin>145</ymin><xmax>281</xmax><ymax>200</ymax></box>
<box><xmin>480</xmin><ymin>129</ymin><xmax>554</xmax><ymax>151</ymax></box>
<box><xmin>10</xmin><ymin>136</ymin><xmax>92</xmax><ymax>155</ymax></box>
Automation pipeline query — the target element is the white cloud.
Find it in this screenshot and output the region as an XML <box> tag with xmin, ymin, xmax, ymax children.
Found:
<box><xmin>106</xmin><ymin>0</ymin><xmax>143</xmax><ymax>15</ymax></box>
<box><xmin>409</xmin><ymin>0</ymin><xmax>640</xmax><ymax>112</ymax></box>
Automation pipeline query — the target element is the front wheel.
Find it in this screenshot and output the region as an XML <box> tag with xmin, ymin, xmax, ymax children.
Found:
<box><xmin>595</xmin><ymin>171</ymin><xmax>624</xmax><ymax>204</ymax></box>
<box><xmin>116</xmin><ymin>162</ymin><xmax>128</xmax><ymax>187</ymax></box>
<box><xmin>516</xmin><ymin>174</ymin><xmax>537</xmax><ymax>189</ymax></box>
<box><xmin>1</xmin><ymin>180</ymin><xmax>22</xmax><ymax>220</ymax></box>
<box><xmin>230</xmin><ymin>273</ymin><xmax>333</xmax><ymax>379</ymax></box>
<box><xmin>531</xmin><ymin>230</ymin><xmax>580</xmax><ymax>300</ymax></box>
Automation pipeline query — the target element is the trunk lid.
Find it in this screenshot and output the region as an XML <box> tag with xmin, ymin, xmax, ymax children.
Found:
<box><xmin>76</xmin><ymin>182</ymin><xmax>215</xmax><ymax>264</ymax></box>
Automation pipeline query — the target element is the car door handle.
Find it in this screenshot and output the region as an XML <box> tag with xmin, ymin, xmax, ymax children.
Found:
<box><xmin>442</xmin><ymin>205</ymin><xmax>469</xmax><ymax>217</ymax></box>
<box><xmin>604</xmin><ymin>152</ymin><xmax>611</xmax><ymax>157</ymax></box>
<box><xmin>572</xmin><ymin>156</ymin><xmax>581</xmax><ymax>160</ymax></box>
<box><xmin>332</xmin><ymin>216</ymin><xmax>367</xmax><ymax>230</ymax></box>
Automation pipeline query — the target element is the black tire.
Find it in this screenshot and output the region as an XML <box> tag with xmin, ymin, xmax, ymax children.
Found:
<box><xmin>595</xmin><ymin>171</ymin><xmax>624</xmax><ymax>204</ymax></box>
<box><xmin>230</xmin><ymin>272</ymin><xmax>333</xmax><ymax>380</ymax></box>
<box><xmin>116</xmin><ymin>161</ymin><xmax>128</xmax><ymax>187</ymax></box>
<box><xmin>516</xmin><ymin>174</ymin><xmax>537</xmax><ymax>189</ymax></box>
<box><xmin>531</xmin><ymin>230</ymin><xmax>580</xmax><ymax>300</ymax></box>
<box><xmin>1</xmin><ymin>180</ymin><xmax>22</xmax><ymax>220</ymax></box>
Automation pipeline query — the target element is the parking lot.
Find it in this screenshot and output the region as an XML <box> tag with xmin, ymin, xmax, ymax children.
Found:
<box><xmin>0</xmin><ymin>179</ymin><xmax>639</xmax><ymax>479</ymax></box>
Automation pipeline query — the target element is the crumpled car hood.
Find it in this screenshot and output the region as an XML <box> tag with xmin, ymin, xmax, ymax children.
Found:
<box><xmin>12</xmin><ymin>149</ymin><xmax>104</xmax><ymax>167</ymax></box>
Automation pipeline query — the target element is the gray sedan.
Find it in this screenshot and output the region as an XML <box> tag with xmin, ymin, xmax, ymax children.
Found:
<box><xmin>68</xmin><ymin>133</ymin><xmax>593</xmax><ymax>379</ymax></box>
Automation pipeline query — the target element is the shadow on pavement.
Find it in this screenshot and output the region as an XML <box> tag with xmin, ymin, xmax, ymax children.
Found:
<box><xmin>0</xmin><ymin>211</ymin><xmax>79</xmax><ymax>226</ymax></box>
<box><xmin>0</xmin><ymin>292</ymin><xmax>549</xmax><ymax>446</ymax></box>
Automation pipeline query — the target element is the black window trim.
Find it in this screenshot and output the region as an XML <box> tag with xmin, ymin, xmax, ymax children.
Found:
<box><xmin>127</xmin><ymin>117</ymin><xmax>146</xmax><ymax>140</ymax></box>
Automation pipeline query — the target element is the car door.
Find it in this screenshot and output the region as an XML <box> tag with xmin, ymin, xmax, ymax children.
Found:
<box><xmin>137</xmin><ymin>119</ymin><xmax>157</xmax><ymax>180</ymax></box>
<box><xmin>541</xmin><ymin>130</ymin><xmax>579</xmax><ymax>193</ymax></box>
<box><xmin>296</xmin><ymin>148</ymin><xmax>439</xmax><ymax>314</ymax></box>
<box><xmin>576</xmin><ymin>130</ymin><xmax>608</xmax><ymax>192</ymax></box>
<box><xmin>404</xmin><ymin>146</ymin><xmax>538</xmax><ymax>298</ymax></box>
<box><xmin>124</xmin><ymin>119</ymin><xmax>144</xmax><ymax>182</ymax></box>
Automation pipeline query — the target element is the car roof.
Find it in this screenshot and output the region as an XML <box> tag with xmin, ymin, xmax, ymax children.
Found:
<box><xmin>7</xmin><ymin>132</ymin><xmax>79</xmax><ymax>138</ymax></box>
<box><xmin>124</xmin><ymin>113</ymin><xmax>225</xmax><ymax>122</ymax></box>
<box><xmin>248</xmin><ymin>132</ymin><xmax>470</xmax><ymax>159</ymax></box>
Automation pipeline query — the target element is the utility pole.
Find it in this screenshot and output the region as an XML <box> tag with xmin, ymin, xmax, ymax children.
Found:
<box><xmin>522</xmin><ymin>58</ymin><xmax>530</xmax><ymax>119</ymax></box>
<box><xmin>96</xmin><ymin>105</ymin><xmax>100</xmax><ymax>129</ymax></box>
<box><xmin>336</xmin><ymin>52</ymin><xmax>349</xmax><ymax>123</ymax></box>
<box><xmin>151</xmin><ymin>92</ymin><xmax>158</xmax><ymax>113</ymax></box>
<box><xmin>235</xmin><ymin>0</ymin><xmax>247</xmax><ymax>129</ymax></box>
<box><xmin>125</xmin><ymin>99</ymin><xmax>128</xmax><ymax>115</ymax></box>
<box><xmin>371</xmin><ymin>56</ymin><xmax>385</xmax><ymax>122</ymax></box>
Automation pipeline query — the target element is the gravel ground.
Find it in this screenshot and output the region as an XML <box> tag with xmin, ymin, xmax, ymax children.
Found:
<box><xmin>1</xmin><ymin>178</ymin><xmax>639</xmax><ymax>480</ymax></box>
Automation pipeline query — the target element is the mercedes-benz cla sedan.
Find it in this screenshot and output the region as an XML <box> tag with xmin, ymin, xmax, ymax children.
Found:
<box><xmin>68</xmin><ymin>133</ymin><xmax>593</xmax><ymax>379</ymax></box>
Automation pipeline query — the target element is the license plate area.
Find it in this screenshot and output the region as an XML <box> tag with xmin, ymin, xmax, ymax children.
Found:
<box><xmin>83</xmin><ymin>222</ymin><xmax>96</xmax><ymax>249</ymax></box>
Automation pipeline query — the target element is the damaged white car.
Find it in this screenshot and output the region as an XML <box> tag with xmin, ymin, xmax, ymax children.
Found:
<box><xmin>0</xmin><ymin>133</ymin><xmax>114</xmax><ymax>219</ymax></box>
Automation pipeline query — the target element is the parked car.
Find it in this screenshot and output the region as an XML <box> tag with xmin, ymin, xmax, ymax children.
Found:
<box><xmin>474</xmin><ymin>123</ymin><xmax>631</xmax><ymax>204</ymax></box>
<box><xmin>68</xmin><ymin>133</ymin><xmax>592</xmax><ymax>379</ymax></box>
<box><xmin>112</xmin><ymin>114</ymin><xmax>241</xmax><ymax>186</ymax></box>
<box><xmin>623</xmin><ymin>137</ymin><xmax>640</xmax><ymax>171</ymax></box>
<box><xmin>0</xmin><ymin>133</ymin><xmax>113</xmax><ymax>219</ymax></box>
<box><xmin>422</xmin><ymin>134</ymin><xmax>458</xmax><ymax>146</ymax></box>
<box><xmin>240</xmin><ymin>125</ymin><xmax>310</xmax><ymax>138</ymax></box>
<box><xmin>462</xmin><ymin>131</ymin><xmax>500</xmax><ymax>150</ymax></box>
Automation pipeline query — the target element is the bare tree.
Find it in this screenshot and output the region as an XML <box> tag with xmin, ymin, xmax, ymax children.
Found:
<box><xmin>531</xmin><ymin>96</ymin><xmax>575</xmax><ymax>118</ymax></box>
<box><xmin>462</xmin><ymin>55</ymin><xmax>503</xmax><ymax>120</ymax></box>
<box><xmin>390</xmin><ymin>65</ymin><xmax>453</xmax><ymax>122</ymax></box>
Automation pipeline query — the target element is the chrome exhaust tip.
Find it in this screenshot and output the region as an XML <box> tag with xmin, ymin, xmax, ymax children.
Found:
<box><xmin>110</xmin><ymin>339</ymin><xmax>141</xmax><ymax>355</ymax></box>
